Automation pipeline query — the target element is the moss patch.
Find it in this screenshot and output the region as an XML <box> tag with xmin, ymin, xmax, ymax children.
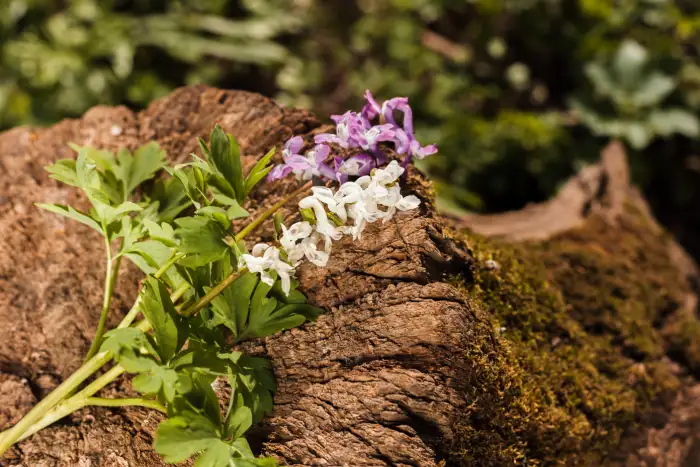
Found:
<box><xmin>448</xmin><ymin>205</ymin><xmax>697</xmax><ymax>465</ymax></box>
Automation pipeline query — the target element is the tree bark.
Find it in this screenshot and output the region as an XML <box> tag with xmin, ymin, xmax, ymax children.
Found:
<box><xmin>0</xmin><ymin>87</ymin><xmax>698</xmax><ymax>466</ymax></box>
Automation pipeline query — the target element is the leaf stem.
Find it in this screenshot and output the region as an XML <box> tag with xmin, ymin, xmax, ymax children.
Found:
<box><xmin>180</xmin><ymin>268</ymin><xmax>247</xmax><ymax>317</ymax></box>
<box><xmin>84</xmin><ymin>240</ymin><xmax>123</xmax><ymax>361</ymax></box>
<box><xmin>0</xmin><ymin>181</ymin><xmax>306</xmax><ymax>451</ymax></box>
<box><xmin>155</xmin><ymin>252</ymin><xmax>186</xmax><ymax>279</ymax></box>
<box><xmin>17</xmin><ymin>396</ymin><xmax>166</xmax><ymax>443</ymax></box>
<box><xmin>85</xmin><ymin>397</ymin><xmax>167</xmax><ymax>413</ymax></box>
<box><xmin>234</xmin><ymin>180</ymin><xmax>312</xmax><ymax>242</ymax></box>
<box><xmin>0</xmin><ymin>350</ymin><xmax>114</xmax><ymax>456</ymax></box>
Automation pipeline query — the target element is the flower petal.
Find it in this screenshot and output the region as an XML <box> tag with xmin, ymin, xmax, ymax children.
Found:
<box><xmin>267</xmin><ymin>164</ymin><xmax>292</xmax><ymax>181</ymax></box>
<box><xmin>285</xmin><ymin>136</ymin><xmax>304</xmax><ymax>156</ymax></box>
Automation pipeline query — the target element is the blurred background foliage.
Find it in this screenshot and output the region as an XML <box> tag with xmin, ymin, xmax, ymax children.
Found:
<box><xmin>2</xmin><ymin>0</ymin><xmax>700</xmax><ymax>258</ymax></box>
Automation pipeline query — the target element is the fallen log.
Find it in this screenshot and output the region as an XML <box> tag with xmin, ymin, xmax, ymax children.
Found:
<box><xmin>0</xmin><ymin>87</ymin><xmax>698</xmax><ymax>466</ymax></box>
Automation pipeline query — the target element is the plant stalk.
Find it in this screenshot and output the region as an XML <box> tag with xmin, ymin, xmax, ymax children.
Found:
<box><xmin>0</xmin><ymin>350</ymin><xmax>114</xmax><ymax>456</ymax></box>
<box><xmin>84</xmin><ymin>241</ymin><xmax>123</xmax><ymax>361</ymax></box>
<box><xmin>0</xmin><ymin>182</ymin><xmax>301</xmax><ymax>452</ymax></box>
<box><xmin>17</xmin><ymin>396</ymin><xmax>166</xmax><ymax>443</ymax></box>
<box><xmin>234</xmin><ymin>180</ymin><xmax>312</xmax><ymax>242</ymax></box>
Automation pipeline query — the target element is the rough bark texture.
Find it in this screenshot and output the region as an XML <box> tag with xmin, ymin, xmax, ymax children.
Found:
<box><xmin>0</xmin><ymin>88</ymin><xmax>698</xmax><ymax>466</ymax></box>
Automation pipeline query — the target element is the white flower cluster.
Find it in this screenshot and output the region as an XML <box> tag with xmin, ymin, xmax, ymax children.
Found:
<box><xmin>239</xmin><ymin>161</ymin><xmax>420</xmax><ymax>294</ymax></box>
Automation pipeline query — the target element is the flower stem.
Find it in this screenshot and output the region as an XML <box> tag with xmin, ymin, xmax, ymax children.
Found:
<box><xmin>180</xmin><ymin>268</ymin><xmax>246</xmax><ymax>317</ymax></box>
<box><xmin>155</xmin><ymin>252</ymin><xmax>186</xmax><ymax>279</ymax></box>
<box><xmin>0</xmin><ymin>182</ymin><xmax>304</xmax><ymax>452</ymax></box>
<box><xmin>0</xmin><ymin>280</ymin><xmax>188</xmax><ymax>453</ymax></box>
<box><xmin>0</xmin><ymin>350</ymin><xmax>114</xmax><ymax>456</ymax></box>
<box><xmin>234</xmin><ymin>180</ymin><xmax>312</xmax><ymax>242</ymax></box>
<box><xmin>84</xmin><ymin>240</ymin><xmax>123</xmax><ymax>362</ymax></box>
<box><xmin>17</xmin><ymin>396</ymin><xmax>166</xmax><ymax>443</ymax></box>
<box><xmin>85</xmin><ymin>397</ymin><xmax>167</xmax><ymax>413</ymax></box>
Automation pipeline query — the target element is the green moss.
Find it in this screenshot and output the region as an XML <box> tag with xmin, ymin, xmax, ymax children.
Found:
<box><xmin>447</xmin><ymin>206</ymin><xmax>695</xmax><ymax>465</ymax></box>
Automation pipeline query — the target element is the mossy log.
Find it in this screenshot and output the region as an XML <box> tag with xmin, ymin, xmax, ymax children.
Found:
<box><xmin>0</xmin><ymin>87</ymin><xmax>698</xmax><ymax>466</ymax></box>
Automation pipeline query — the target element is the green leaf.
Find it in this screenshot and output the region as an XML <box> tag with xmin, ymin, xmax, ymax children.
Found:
<box><xmin>243</xmin><ymin>147</ymin><xmax>275</xmax><ymax>196</ymax></box>
<box><xmin>167</xmin><ymin>166</ymin><xmax>207</xmax><ymax>209</ymax></box>
<box><xmin>623</xmin><ymin>121</ymin><xmax>652</xmax><ymax>149</ymax></box>
<box><xmin>100</xmin><ymin>327</ymin><xmax>156</xmax><ymax>358</ymax></box>
<box><xmin>154</xmin><ymin>411</ymin><xmax>225</xmax><ymax>464</ymax></box>
<box><xmin>194</xmin><ymin>441</ymin><xmax>232</xmax><ymax>467</ymax></box>
<box><xmin>141</xmin><ymin>276</ymin><xmax>188</xmax><ymax>362</ymax></box>
<box><xmin>149</xmin><ymin>176</ymin><xmax>192</xmax><ymax>222</ymax></box>
<box><xmin>225</xmin><ymin>406</ymin><xmax>252</xmax><ymax>441</ymax></box>
<box><xmin>44</xmin><ymin>159</ymin><xmax>79</xmax><ymax>187</ymax></box>
<box><xmin>117</xmin><ymin>216</ymin><xmax>144</xmax><ymax>251</ymax></box>
<box><xmin>227</xmin><ymin>356</ymin><xmax>275</xmax><ymax>424</ymax></box>
<box><xmin>231</xmin><ymin>273</ymin><xmax>259</xmax><ymax>333</ymax></box>
<box><xmin>208</xmin><ymin>125</ymin><xmax>245</xmax><ymax>202</ymax></box>
<box><xmin>209</xmin><ymin>272</ymin><xmax>258</xmax><ymax>337</ymax></box>
<box><xmin>614</xmin><ymin>39</ymin><xmax>648</xmax><ymax>88</ymax></box>
<box><xmin>648</xmin><ymin>109</ymin><xmax>700</xmax><ymax>137</ymax></box>
<box><xmin>633</xmin><ymin>72</ymin><xmax>676</xmax><ymax>107</ymax></box>
<box><xmin>101</xmin><ymin>200</ymin><xmax>143</xmax><ymax>225</ymax></box>
<box><xmin>36</xmin><ymin>203</ymin><xmax>103</xmax><ymax>233</ymax></box>
<box><xmin>115</xmin><ymin>142</ymin><xmax>166</xmax><ymax>196</ymax></box>
<box><xmin>197</xmin><ymin>206</ymin><xmax>231</xmax><ymax>228</ymax></box>
<box><xmin>124</xmin><ymin>240</ymin><xmax>173</xmax><ymax>271</ymax></box>
<box><xmin>241</xmin><ymin>275</ymin><xmax>322</xmax><ymax>340</ymax></box>
<box><xmin>143</xmin><ymin>219</ymin><xmax>177</xmax><ymax>247</ymax></box>
<box><xmin>100</xmin><ymin>328</ymin><xmax>160</xmax><ymax>373</ymax></box>
<box><xmin>175</xmin><ymin>216</ymin><xmax>230</xmax><ymax>267</ymax></box>
<box><xmin>132</xmin><ymin>365</ymin><xmax>182</xmax><ymax>402</ymax></box>
<box><xmin>210</xmin><ymin>191</ymin><xmax>249</xmax><ymax>220</ymax></box>
<box><xmin>198</xmin><ymin>137</ymin><xmax>211</xmax><ymax>158</ymax></box>
<box><xmin>227</xmin><ymin>203</ymin><xmax>250</xmax><ymax>221</ymax></box>
<box><xmin>228</xmin><ymin>134</ymin><xmax>245</xmax><ymax>203</ymax></box>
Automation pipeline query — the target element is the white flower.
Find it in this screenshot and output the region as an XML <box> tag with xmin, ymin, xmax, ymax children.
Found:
<box><xmin>280</xmin><ymin>221</ymin><xmax>313</xmax><ymax>252</ymax></box>
<box><xmin>336</xmin><ymin>161</ymin><xmax>421</xmax><ymax>239</ymax></box>
<box><xmin>239</xmin><ymin>243</ymin><xmax>295</xmax><ymax>295</ymax></box>
<box><xmin>396</xmin><ymin>195</ymin><xmax>421</xmax><ymax>211</ymax></box>
<box><xmin>328</xmin><ymin>182</ymin><xmax>363</xmax><ymax>223</ymax></box>
<box><xmin>280</xmin><ymin>221</ymin><xmax>332</xmax><ymax>267</ymax></box>
<box><xmin>299</xmin><ymin>194</ymin><xmax>342</xmax><ymax>242</ymax></box>
<box><xmin>288</xmin><ymin>231</ymin><xmax>332</xmax><ymax>267</ymax></box>
<box><xmin>243</xmin><ymin>160</ymin><xmax>421</xmax><ymax>294</ymax></box>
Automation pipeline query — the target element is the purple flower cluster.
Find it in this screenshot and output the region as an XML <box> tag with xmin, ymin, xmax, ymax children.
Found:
<box><xmin>268</xmin><ymin>90</ymin><xmax>437</xmax><ymax>183</ymax></box>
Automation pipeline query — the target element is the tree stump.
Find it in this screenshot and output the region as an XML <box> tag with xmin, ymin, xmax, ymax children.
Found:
<box><xmin>0</xmin><ymin>87</ymin><xmax>698</xmax><ymax>466</ymax></box>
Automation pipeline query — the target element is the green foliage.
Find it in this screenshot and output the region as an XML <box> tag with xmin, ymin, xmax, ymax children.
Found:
<box><xmin>571</xmin><ymin>39</ymin><xmax>699</xmax><ymax>148</ymax></box>
<box><xmin>13</xmin><ymin>0</ymin><xmax>700</xmax><ymax>224</ymax></box>
<box><xmin>37</xmin><ymin>143</ymin><xmax>167</xmax><ymax>240</ymax></box>
<box><xmin>43</xmin><ymin>126</ymin><xmax>324</xmax><ymax>466</ymax></box>
<box><xmin>0</xmin><ymin>0</ymin><xmax>301</xmax><ymax>128</ymax></box>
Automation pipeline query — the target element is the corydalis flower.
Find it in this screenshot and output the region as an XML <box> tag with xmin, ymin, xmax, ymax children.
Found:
<box><xmin>281</xmin><ymin>222</ymin><xmax>331</xmax><ymax>267</ymax></box>
<box><xmin>268</xmin><ymin>139</ymin><xmax>335</xmax><ymax>182</ymax></box>
<box><xmin>335</xmin><ymin>154</ymin><xmax>375</xmax><ymax>182</ymax></box>
<box><xmin>315</xmin><ymin>111</ymin><xmax>366</xmax><ymax>149</ymax></box>
<box><xmin>314</xmin><ymin>161</ymin><xmax>421</xmax><ymax>240</ymax></box>
<box><xmin>363</xmin><ymin>90</ymin><xmax>438</xmax><ymax>161</ymax></box>
<box><xmin>267</xmin><ymin>136</ymin><xmax>303</xmax><ymax>181</ymax></box>
<box><xmin>239</xmin><ymin>243</ymin><xmax>295</xmax><ymax>294</ymax></box>
<box><xmin>245</xmin><ymin>162</ymin><xmax>422</xmax><ymax>295</ymax></box>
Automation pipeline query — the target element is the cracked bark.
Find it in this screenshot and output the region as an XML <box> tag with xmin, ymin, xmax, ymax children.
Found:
<box><xmin>0</xmin><ymin>90</ymin><xmax>698</xmax><ymax>466</ymax></box>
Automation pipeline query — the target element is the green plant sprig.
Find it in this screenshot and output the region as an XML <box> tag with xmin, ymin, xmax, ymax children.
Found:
<box><xmin>0</xmin><ymin>125</ymin><xmax>320</xmax><ymax>466</ymax></box>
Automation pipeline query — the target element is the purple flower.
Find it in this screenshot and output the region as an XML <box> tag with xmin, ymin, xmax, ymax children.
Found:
<box><xmin>315</xmin><ymin>111</ymin><xmax>366</xmax><ymax>149</ymax></box>
<box><xmin>354</xmin><ymin>123</ymin><xmax>396</xmax><ymax>152</ymax></box>
<box><xmin>363</xmin><ymin>90</ymin><xmax>437</xmax><ymax>162</ymax></box>
<box><xmin>268</xmin><ymin>137</ymin><xmax>336</xmax><ymax>182</ymax></box>
<box><xmin>336</xmin><ymin>154</ymin><xmax>375</xmax><ymax>181</ymax></box>
<box><xmin>409</xmin><ymin>140</ymin><xmax>438</xmax><ymax>160</ymax></box>
<box><xmin>268</xmin><ymin>136</ymin><xmax>305</xmax><ymax>181</ymax></box>
<box><xmin>363</xmin><ymin>90</ymin><xmax>413</xmax><ymax>134</ymax></box>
